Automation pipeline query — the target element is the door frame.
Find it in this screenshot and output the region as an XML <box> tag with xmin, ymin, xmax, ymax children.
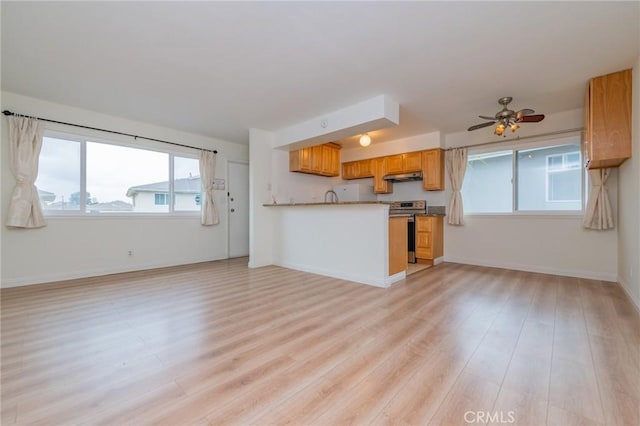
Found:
<box><xmin>226</xmin><ymin>159</ymin><xmax>250</xmax><ymax>259</ymax></box>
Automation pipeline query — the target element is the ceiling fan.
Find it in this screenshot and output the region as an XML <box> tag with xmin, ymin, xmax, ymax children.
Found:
<box><xmin>468</xmin><ymin>97</ymin><xmax>545</xmax><ymax>136</ymax></box>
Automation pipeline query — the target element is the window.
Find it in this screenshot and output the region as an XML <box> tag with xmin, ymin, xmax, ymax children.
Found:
<box><xmin>154</xmin><ymin>193</ymin><xmax>169</xmax><ymax>205</ymax></box>
<box><xmin>518</xmin><ymin>145</ymin><xmax>582</xmax><ymax>211</ymax></box>
<box><xmin>173</xmin><ymin>156</ymin><xmax>201</xmax><ymax>212</ymax></box>
<box><xmin>87</xmin><ymin>142</ymin><xmax>169</xmax><ymax>213</ymax></box>
<box><xmin>462</xmin><ymin>151</ymin><xmax>513</xmax><ymax>213</ymax></box>
<box><xmin>463</xmin><ymin>138</ymin><xmax>583</xmax><ymax>214</ymax></box>
<box><xmin>37</xmin><ymin>137</ymin><xmax>81</xmax><ymax>211</ymax></box>
<box><xmin>545</xmin><ymin>152</ymin><xmax>581</xmax><ymax>205</ymax></box>
<box><xmin>35</xmin><ymin>133</ymin><xmax>201</xmax><ymax>215</ymax></box>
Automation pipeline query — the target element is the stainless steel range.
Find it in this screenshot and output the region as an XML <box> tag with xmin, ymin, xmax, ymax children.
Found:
<box><xmin>389</xmin><ymin>200</ymin><xmax>427</xmax><ymax>264</ymax></box>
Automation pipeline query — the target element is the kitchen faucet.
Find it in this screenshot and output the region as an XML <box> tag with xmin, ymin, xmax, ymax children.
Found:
<box><xmin>324</xmin><ymin>190</ymin><xmax>339</xmax><ymax>203</ymax></box>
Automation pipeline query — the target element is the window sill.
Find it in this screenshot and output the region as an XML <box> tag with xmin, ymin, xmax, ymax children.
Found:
<box><xmin>465</xmin><ymin>211</ymin><xmax>584</xmax><ymax>219</ymax></box>
<box><xmin>43</xmin><ymin>212</ymin><xmax>202</xmax><ymax>220</ymax></box>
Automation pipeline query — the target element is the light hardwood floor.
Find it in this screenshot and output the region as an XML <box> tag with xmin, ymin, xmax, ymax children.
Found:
<box><xmin>1</xmin><ymin>259</ymin><xmax>639</xmax><ymax>425</ymax></box>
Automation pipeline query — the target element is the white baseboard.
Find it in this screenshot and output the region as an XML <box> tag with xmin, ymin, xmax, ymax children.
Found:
<box><xmin>443</xmin><ymin>256</ymin><xmax>617</xmax><ymax>282</ymax></box>
<box><xmin>276</xmin><ymin>261</ymin><xmax>395</xmax><ymax>288</ymax></box>
<box><xmin>1</xmin><ymin>256</ymin><xmax>226</xmax><ymax>288</ymax></box>
<box><xmin>617</xmin><ymin>275</ymin><xmax>640</xmax><ymax>314</ymax></box>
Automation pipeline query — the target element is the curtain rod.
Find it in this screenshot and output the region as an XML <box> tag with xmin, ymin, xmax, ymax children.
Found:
<box><xmin>446</xmin><ymin>127</ymin><xmax>584</xmax><ymax>151</ymax></box>
<box><xmin>2</xmin><ymin>110</ymin><xmax>217</xmax><ymax>154</ymax></box>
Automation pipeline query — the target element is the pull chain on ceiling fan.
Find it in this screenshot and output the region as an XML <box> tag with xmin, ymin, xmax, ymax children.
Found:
<box><xmin>468</xmin><ymin>97</ymin><xmax>545</xmax><ymax>136</ymax></box>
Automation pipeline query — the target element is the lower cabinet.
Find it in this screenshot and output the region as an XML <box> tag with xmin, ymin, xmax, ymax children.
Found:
<box><xmin>415</xmin><ymin>216</ymin><xmax>443</xmax><ymax>262</ymax></box>
<box><xmin>389</xmin><ymin>217</ymin><xmax>408</xmax><ymax>275</ymax></box>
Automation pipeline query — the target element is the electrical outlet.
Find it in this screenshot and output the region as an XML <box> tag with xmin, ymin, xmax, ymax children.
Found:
<box><xmin>128</xmin><ymin>250</ymin><xmax>134</xmax><ymax>257</ymax></box>
<box><xmin>320</xmin><ymin>118</ymin><xmax>328</xmax><ymax>128</ymax></box>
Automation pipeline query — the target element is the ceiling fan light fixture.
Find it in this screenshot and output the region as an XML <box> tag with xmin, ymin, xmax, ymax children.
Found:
<box><xmin>468</xmin><ymin>97</ymin><xmax>544</xmax><ymax>134</ymax></box>
<box><xmin>359</xmin><ymin>133</ymin><xmax>371</xmax><ymax>147</ymax></box>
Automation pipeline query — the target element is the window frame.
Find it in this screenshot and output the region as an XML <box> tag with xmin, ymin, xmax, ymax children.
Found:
<box><xmin>544</xmin><ymin>152</ymin><xmax>582</xmax><ymax>204</ymax></box>
<box><xmin>38</xmin><ymin>130</ymin><xmax>202</xmax><ymax>218</ymax></box>
<box><xmin>464</xmin><ymin>134</ymin><xmax>585</xmax><ymax>217</ymax></box>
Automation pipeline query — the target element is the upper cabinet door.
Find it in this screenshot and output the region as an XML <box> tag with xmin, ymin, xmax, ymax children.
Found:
<box><xmin>385</xmin><ymin>154</ymin><xmax>404</xmax><ymax>174</ymax></box>
<box><xmin>403</xmin><ymin>152</ymin><xmax>422</xmax><ymax>172</ymax></box>
<box><xmin>422</xmin><ymin>149</ymin><xmax>445</xmax><ymax>191</ymax></box>
<box><xmin>373</xmin><ymin>157</ymin><xmax>392</xmax><ymax>193</ymax></box>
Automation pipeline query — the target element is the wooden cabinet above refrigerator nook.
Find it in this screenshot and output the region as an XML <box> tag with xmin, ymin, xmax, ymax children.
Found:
<box><xmin>583</xmin><ymin>69</ymin><xmax>632</xmax><ymax>169</ymax></box>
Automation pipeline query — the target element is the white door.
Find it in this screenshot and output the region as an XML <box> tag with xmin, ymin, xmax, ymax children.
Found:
<box><xmin>228</xmin><ymin>161</ymin><xmax>249</xmax><ymax>258</ymax></box>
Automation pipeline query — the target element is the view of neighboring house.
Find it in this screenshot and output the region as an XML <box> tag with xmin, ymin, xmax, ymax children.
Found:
<box><xmin>38</xmin><ymin>190</ymin><xmax>134</xmax><ymax>212</ymax></box>
<box><xmin>37</xmin><ymin>189</ymin><xmax>55</xmax><ymax>204</ymax></box>
<box><xmin>126</xmin><ymin>176</ymin><xmax>201</xmax><ymax>212</ymax></box>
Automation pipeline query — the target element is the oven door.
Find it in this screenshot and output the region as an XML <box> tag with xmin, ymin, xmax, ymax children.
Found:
<box><xmin>407</xmin><ymin>216</ymin><xmax>416</xmax><ymax>263</ymax></box>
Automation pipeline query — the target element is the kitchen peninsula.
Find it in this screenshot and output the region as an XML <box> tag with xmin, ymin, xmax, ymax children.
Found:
<box><xmin>264</xmin><ymin>202</ymin><xmax>406</xmax><ymax>288</ymax></box>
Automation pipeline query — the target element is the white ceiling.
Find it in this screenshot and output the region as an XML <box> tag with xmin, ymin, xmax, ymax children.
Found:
<box><xmin>2</xmin><ymin>2</ymin><xmax>639</xmax><ymax>146</ymax></box>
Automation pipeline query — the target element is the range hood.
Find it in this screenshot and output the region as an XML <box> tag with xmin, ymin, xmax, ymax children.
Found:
<box><xmin>383</xmin><ymin>171</ymin><xmax>423</xmax><ymax>182</ymax></box>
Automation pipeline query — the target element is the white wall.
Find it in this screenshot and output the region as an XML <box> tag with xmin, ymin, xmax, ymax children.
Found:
<box><xmin>445</xmin><ymin>215</ymin><xmax>618</xmax><ymax>280</ymax></box>
<box><xmin>248</xmin><ymin>128</ymin><xmax>275</xmax><ymax>268</ymax></box>
<box><xmin>1</xmin><ymin>92</ymin><xmax>248</xmax><ymax>287</ymax></box>
<box><xmin>618</xmin><ymin>58</ymin><xmax>640</xmax><ymax>309</ymax></box>
<box><xmin>340</xmin><ymin>131</ymin><xmax>442</xmax><ymax>162</ymax></box>
<box><xmin>443</xmin><ymin>109</ymin><xmax>619</xmax><ymax>281</ymax></box>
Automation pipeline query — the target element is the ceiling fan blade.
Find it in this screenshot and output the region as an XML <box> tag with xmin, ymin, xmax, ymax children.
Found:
<box><xmin>478</xmin><ymin>115</ymin><xmax>497</xmax><ymax>121</ymax></box>
<box><xmin>467</xmin><ymin>121</ymin><xmax>495</xmax><ymax>131</ymax></box>
<box><xmin>518</xmin><ymin>114</ymin><xmax>545</xmax><ymax>123</ymax></box>
<box><xmin>515</xmin><ymin>108</ymin><xmax>535</xmax><ymax>120</ymax></box>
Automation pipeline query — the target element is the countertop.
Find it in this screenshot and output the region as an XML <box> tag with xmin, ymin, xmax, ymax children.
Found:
<box><xmin>262</xmin><ymin>201</ymin><xmax>391</xmax><ymax>207</ymax></box>
<box><xmin>261</xmin><ymin>202</ymin><xmax>446</xmax><ymax>216</ymax></box>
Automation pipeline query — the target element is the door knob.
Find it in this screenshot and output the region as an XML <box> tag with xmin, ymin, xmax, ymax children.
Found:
<box><xmin>230</xmin><ymin>197</ymin><xmax>234</xmax><ymax>201</ymax></box>
<box><xmin>231</xmin><ymin>208</ymin><xmax>235</xmax><ymax>212</ymax></box>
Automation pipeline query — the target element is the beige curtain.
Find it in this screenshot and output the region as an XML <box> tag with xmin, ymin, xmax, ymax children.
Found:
<box><xmin>199</xmin><ymin>150</ymin><xmax>219</xmax><ymax>226</ymax></box>
<box><xmin>583</xmin><ymin>168</ymin><xmax>613</xmax><ymax>230</ymax></box>
<box><xmin>447</xmin><ymin>148</ymin><xmax>467</xmax><ymax>225</ymax></box>
<box><xmin>6</xmin><ymin>116</ymin><xmax>46</xmax><ymax>228</ymax></box>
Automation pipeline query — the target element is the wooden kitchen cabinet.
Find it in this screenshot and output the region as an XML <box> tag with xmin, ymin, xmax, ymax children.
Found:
<box><xmin>341</xmin><ymin>148</ymin><xmax>444</xmax><ymax>192</ymax></box>
<box><xmin>290</xmin><ymin>143</ymin><xmax>341</xmax><ymax>177</ymax></box>
<box><xmin>290</xmin><ymin>147</ymin><xmax>312</xmax><ymax>171</ymax></box>
<box><xmin>415</xmin><ymin>215</ymin><xmax>443</xmax><ymax>262</ymax></box>
<box><xmin>584</xmin><ymin>69</ymin><xmax>632</xmax><ymax>169</ymax></box>
<box><xmin>384</xmin><ymin>152</ymin><xmax>422</xmax><ymax>174</ymax></box>
<box><xmin>311</xmin><ymin>145</ymin><xmax>323</xmax><ymax>172</ymax></box>
<box><xmin>389</xmin><ymin>217</ymin><xmax>408</xmax><ymax>275</ymax></box>
<box><xmin>373</xmin><ymin>157</ymin><xmax>393</xmax><ymax>194</ymax></box>
<box><xmin>322</xmin><ymin>144</ymin><xmax>340</xmax><ymax>176</ymax></box>
<box><xmin>357</xmin><ymin>159</ymin><xmax>374</xmax><ymax>177</ymax></box>
<box><xmin>422</xmin><ymin>149</ymin><xmax>445</xmax><ymax>191</ymax></box>
<box><xmin>403</xmin><ymin>152</ymin><xmax>422</xmax><ymax>172</ymax></box>
<box><xmin>385</xmin><ymin>154</ymin><xmax>404</xmax><ymax>174</ymax></box>
<box><xmin>341</xmin><ymin>159</ymin><xmax>373</xmax><ymax>179</ymax></box>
